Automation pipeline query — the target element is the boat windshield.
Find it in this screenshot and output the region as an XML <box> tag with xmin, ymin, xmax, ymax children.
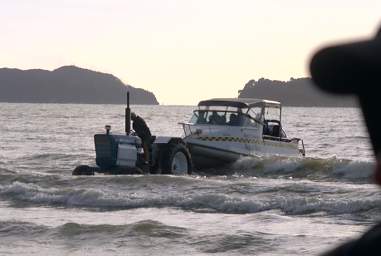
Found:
<box><xmin>190</xmin><ymin>110</ymin><xmax>255</xmax><ymax>126</ymax></box>
<box><xmin>264</xmin><ymin>106</ymin><xmax>281</xmax><ymax>121</ymax></box>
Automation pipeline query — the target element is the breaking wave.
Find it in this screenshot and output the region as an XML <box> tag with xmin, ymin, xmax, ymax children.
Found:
<box><xmin>3</xmin><ymin>152</ymin><xmax>375</xmax><ymax>183</ymax></box>
<box><xmin>0</xmin><ymin>154</ymin><xmax>378</xmax><ymax>217</ymax></box>
<box><xmin>229</xmin><ymin>156</ymin><xmax>375</xmax><ymax>183</ymax></box>
<box><xmin>0</xmin><ymin>179</ymin><xmax>380</xmax><ymax>216</ymax></box>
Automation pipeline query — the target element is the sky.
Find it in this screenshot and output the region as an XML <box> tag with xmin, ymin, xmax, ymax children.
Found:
<box><xmin>1</xmin><ymin>0</ymin><xmax>381</xmax><ymax>105</ymax></box>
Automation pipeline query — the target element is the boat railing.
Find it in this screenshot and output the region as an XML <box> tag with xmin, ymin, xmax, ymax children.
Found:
<box><xmin>290</xmin><ymin>137</ymin><xmax>306</xmax><ymax>156</ymax></box>
<box><xmin>179</xmin><ymin>122</ymin><xmax>195</xmax><ymax>137</ymax></box>
<box><xmin>263</xmin><ymin>134</ymin><xmax>291</xmax><ymax>142</ymax></box>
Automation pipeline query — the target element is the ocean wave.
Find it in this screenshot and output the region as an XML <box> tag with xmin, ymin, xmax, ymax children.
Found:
<box><xmin>3</xmin><ymin>152</ymin><xmax>376</xmax><ymax>184</ymax></box>
<box><xmin>56</xmin><ymin>220</ymin><xmax>188</xmax><ymax>239</ymax></box>
<box><xmin>193</xmin><ymin>232</ymin><xmax>271</xmax><ymax>254</ymax></box>
<box><xmin>278</xmin><ymin>195</ymin><xmax>381</xmax><ymax>215</ymax></box>
<box><xmin>229</xmin><ymin>156</ymin><xmax>375</xmax><ymax>183</ymax></box>
<box><xmin>1</xmin><ymin>181</ymin><xmax>380</xmax><ymax>216</ymax></box>
<box><xmin>0</xmin><ymin>220</ymin><xmax>188</xmax><ymax>240</ymax></box>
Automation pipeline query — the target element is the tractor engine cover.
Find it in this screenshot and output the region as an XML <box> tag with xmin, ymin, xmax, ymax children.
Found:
<box><xmin>94</xmin><ymin>134</ymin><xmax>141</xmax><ymax>170</ymax></box>
<box><xmin>116</xmin><ymin>143</ymin><xmax>137</xmax><ymax>167</ymax></box>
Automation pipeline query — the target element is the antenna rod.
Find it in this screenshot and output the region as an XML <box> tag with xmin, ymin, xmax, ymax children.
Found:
<box><xmin>125</xmin><ymin>91</ymin><xmax>131</xmax><ymax>135</ymax></box>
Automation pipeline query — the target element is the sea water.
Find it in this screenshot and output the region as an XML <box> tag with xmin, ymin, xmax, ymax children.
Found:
<box><xmin>0</xmin><ymin>103</ymin><xmax>378</xmax><ymax>255</ymax></box>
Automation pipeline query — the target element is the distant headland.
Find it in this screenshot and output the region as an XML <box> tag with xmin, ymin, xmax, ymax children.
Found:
<box><xmin>238</xmin><ymin>78</ymin><xmax>358</xmax><ymax>107</ymax></box>
<box><xmin>0</xmin><ymin>65</ymin><xmax>159</xmax><ymax>105</ymax></box>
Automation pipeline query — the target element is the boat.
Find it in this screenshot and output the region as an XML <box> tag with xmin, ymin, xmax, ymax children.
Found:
<box><xmin>180</xmin><ymin>98</ymin><xmax>305</xmax><ymax>169</ymax></box>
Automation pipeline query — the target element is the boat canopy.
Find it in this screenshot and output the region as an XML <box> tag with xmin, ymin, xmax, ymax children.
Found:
<box><xmin>198</xmin><ymin>98</ymin><xmax>281</xmax><ymax>109</ymax></box>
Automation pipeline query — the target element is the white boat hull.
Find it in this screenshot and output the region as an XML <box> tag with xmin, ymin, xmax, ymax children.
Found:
<box><xmin>185</xmin><ymin>135</ymin><xmax>301</xmax><ymax>169</ymax></box>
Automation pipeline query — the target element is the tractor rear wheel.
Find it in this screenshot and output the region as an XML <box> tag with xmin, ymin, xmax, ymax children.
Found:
<box><xmin>160</xmin><ymin>143</ymin><xmax>192</xmax><ymax>175</ymax></box>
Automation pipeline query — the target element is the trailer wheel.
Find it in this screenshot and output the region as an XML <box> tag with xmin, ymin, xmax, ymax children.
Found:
<box><xmin>160</xmin><ymin>143</ymin><xmax>192</xmax><ymax>175</ymax></box>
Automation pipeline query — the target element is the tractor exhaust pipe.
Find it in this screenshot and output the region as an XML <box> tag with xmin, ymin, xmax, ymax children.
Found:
<box><xmin>125</xmin><ymin>91</ymin><xmax>131</xmax><ymax>135</ymax></box>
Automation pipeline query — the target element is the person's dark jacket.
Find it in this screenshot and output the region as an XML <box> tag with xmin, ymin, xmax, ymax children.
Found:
<box><xmin>132</xmin><ymin>115</ymin><xmax>152</xmax><ymax>142</ymax></box>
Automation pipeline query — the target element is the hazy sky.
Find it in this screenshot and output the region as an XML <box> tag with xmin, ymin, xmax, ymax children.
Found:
<box><xmin>2</xmin><ymin>1</ymin><xmax>381</xmax><ymax>105</ymax></box>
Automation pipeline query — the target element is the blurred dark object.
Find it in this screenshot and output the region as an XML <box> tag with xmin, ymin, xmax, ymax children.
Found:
<box><xmin>310</xmin><ymin>26</ymin><xmax>381</xmax><ymax>256</ymax></box>
<box><xmin>310</xmin><ymin>27</ymin><xmax>381</xmax><ymax>157</ymax></box>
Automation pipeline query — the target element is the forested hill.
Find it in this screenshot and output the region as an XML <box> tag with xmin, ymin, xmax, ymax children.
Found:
<box><xmin>238</xmin><ymin>78</ymin><xmax>357</xmax><ymax>107</ymax></box>
<box><xmin>0</xmin><ymin>65</ymin><xmax>159</xmax><ymax>105</ymax></box>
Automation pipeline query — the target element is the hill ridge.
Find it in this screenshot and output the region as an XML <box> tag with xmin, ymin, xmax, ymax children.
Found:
<box><xmin>0</xmin><ymin>66</ymin><xmax>158</xmax><ymax>105</ymax></box>
<box><xmin>238</xmin><ymin>78</ymin><xmax>357</xmax><ymax>107</ymax></box>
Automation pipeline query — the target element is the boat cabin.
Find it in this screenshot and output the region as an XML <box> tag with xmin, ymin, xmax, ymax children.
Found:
<box><xmin>185</xmin><ymin>98</ymin><xmax>287</xmax><ymax>140</ymax></box>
